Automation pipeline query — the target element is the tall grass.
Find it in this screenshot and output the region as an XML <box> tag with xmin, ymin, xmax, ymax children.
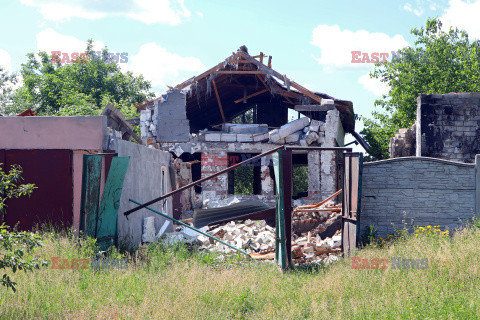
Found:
<box><xmin>1</xmin><ymin>223</ymin><xmax>480</xmax><ymax>319</ymax></box>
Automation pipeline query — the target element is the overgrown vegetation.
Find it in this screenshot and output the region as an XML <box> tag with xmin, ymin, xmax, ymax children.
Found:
<box><xmin>1</xmin><ymin>222</ymin><xmax>480</xmax><ymax>318</ymax></box>
<box><xmin>233</xmin><ymin>165</ymin><xmax>254</xmax><ymax>195</ymax></box>
<box><xmin>293</xmin><ymin>165</ymin><xmax>308</xmax><ymax>198</ymax></box>
<box><xmin>362</xmin><ymin>18</ymin><xmax>480</xmax><ymax>160</ymax></box>
<box><xmin>0</xmin><ymin>164</ymin><xmax>47</xmax><ymax>292</ymax></box>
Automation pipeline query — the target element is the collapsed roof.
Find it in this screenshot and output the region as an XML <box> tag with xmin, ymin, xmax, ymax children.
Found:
<box><xmin>139</xmin><ymin>46</ymin><xmax>355</xmax><ymax>133</ymax></box>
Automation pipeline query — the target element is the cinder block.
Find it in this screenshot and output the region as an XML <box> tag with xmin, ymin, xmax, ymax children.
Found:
<box><xmin>253</xmin><ymin>132</ymin><xmax>269</xmax><ymax>142</ymax></box>
<box><xmin>205</xmin><ymin>133</ymin><xmax>221</xmax><ymax>142</ymax></box>
<box><xmin>236</xmin><ymin>133</ymin><xmax>253</xmax><ymax>142</ymax></box>
<box><xmin>220</xmin><ymin>133</ymin><xmax>237</xmax><ymax>142</ymax></box>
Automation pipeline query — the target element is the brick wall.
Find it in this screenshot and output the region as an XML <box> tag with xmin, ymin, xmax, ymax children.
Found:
<box><xmin>389</xmin><ymin>124</ymin><xmax>416</xmax><ymax>158</ymax></box>
<box><xmin>417</xmin><ymin>93</ymin><xmax>480</xmax><ymax>163</ymax></box>
<box><xmin>360</xmin><ymin>156</ymin><xmax>477</xmax><ymax>238</ymax></box>
<box><xmin>201</xmin><ymin>151</ymin><xmax>228</xmax><ymax>200</ymax></box>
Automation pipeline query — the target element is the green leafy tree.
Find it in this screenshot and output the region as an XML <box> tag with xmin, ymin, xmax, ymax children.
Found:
<box><xmin>292</xmin><ymin>166</ymin><xmax>308</xmax><ymax>198</ymax></box>
<box><xmin>0</xmin><ymin>164</ymin><xmax>36</xmax><ymax>216</ymax></box>
<box><xmin>0</xmin><ymin>67</ymin><xmax>22</xmax><ymax>115</ymax></box>
<box><xmin>12</xmin><ymin>40</ymin><xmax>154</xmax><ymax>116</ymax></box>
<box><xmin>362</xmin><ymin>18</ymin><xmax>480</xmax><ymax>160</ymax></box>
<box><xmin>0</xmin><ymin>164</ymin><xmax>46</xmax><ymax>292</ymax></box>
<box><xmin>0</xmin><ymin>224</ymin><xmax>47</xmax><ymax>292</ymax></box>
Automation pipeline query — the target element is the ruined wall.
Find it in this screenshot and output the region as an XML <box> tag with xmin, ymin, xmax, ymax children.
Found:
<box><xmin>389</xmin><ymin>124</ymin><xmax>416</xmax><ymax>158</ymax></box>
<box><xmin>106</xmin><ymin>138</ymin><xmax>173</xmax><ymax>248</ymax></box>
<box><xmin>199</xmin><ymin>143</ymin><xmax>277</xmax><ymax>207</ymax></box>
<box><xmin>307</xmin><ymin>109</ymin><xmax>342</xmax><ymax>202</ymax></box>
<box><xmin>140</xmin><ymin>90</ymin><xmax>189</xmax><ymax>143</ymax></box>
<box><xmin>360</xmin><ymin>157</ymin><xmax>478</xmax><ymax>238</ymax></box>
<box><xmin>417</xmin><ymin>93</ymin><xmax>480</xmax><ymax>163</ymax></box>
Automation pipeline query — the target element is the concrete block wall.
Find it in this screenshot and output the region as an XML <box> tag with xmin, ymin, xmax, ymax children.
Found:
<box><xmin>306</xmin><ymin>109</ymin><xmax>341</xmax><ymax>203</ymax></box>
<box><xmin>106</xmin><ymin>137</ymin><xmax>173</xmax><ymax>249</ymax></box>
<box><xmin>140</xmin><ymin>90</ymin><xmax>190</xmax><ymax>143</ymax></box>
<box><xmin>360</xmin><ymin>156</ymin><xmax>477</xmax><ymax>238</ymax></box>
<box><xmin>417</xmin><ymin>93</ymin><xmax>480</xmax><ymax>163</ymax></box>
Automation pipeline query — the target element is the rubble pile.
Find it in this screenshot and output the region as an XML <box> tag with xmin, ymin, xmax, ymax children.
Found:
<box><xmin>157</xmin><ymin>189</ymin><xmax>345</xmax><ymax>266</ymax></box>
<box><xmin>197</xmin><ymin>220</ymin><xmax>276</xmax><ymax>254</ymax></box>
<box><xmin>195</xmin><ymin>214</ymin><xmax>342</xmax><ymax>265</ymax></box>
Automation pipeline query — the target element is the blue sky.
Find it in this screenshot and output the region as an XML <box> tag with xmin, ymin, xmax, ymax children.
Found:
<box><xmin>2</xmin><ymin>0</ymin><xmax>480</xmax><ymax>137</ymax></box>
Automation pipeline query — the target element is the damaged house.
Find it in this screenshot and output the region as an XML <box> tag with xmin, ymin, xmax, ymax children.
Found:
<box><xmin>137</xmin><ymin>46</ymin><xmax>361</xmax><ymax>219</ymax></box>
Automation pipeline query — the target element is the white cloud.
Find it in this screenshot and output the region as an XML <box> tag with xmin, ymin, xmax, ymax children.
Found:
<box><xmin>310</xmin><ymin>25</ymin><xmax>410</xmax><ymax>72</ymax></box>
<box><xmin>403</xmin><ymin>2</ymin><xmax>425</xmax><ymax>16</ymax></box>
<box><xmin>126</xmin><ymin>42</ymin><xmax>205</xmax><ymax>92</ymax></box>
<box><xmin>358</xmin><ymin>73</ymin><xmax>390</xmax><ymax>97</ymax></box>
<box><xmin>441</xmin><ymin>0</ymin><xmax>480</xmax><ymax>39</ymax></box>
<box><xmin>0</xmin><ymin>49</ymin><xmax>12</xmax><ymax>71</ymax></box>
<box><xmin>36</xmin><ymin>28</ymin><xmax>104</xmax><ymax>54</ymax></box>
<box><xmin>20</xmin><ymin>0</ymin><xmax>192</xmax><ymax>25</ymax></box>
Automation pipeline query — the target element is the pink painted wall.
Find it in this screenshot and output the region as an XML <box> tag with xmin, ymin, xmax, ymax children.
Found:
<box><xmin>0</xmin><ymin>116</ymin><xmax>105</xmax><ymax>150</ymax></box>
<box><xmin>0</xmin><ymin>116</ymin><xmax>106</xmax><ymax>235</ymax></box>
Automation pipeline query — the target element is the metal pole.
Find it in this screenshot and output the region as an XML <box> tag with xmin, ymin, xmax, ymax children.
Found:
<box><xmin>129</xmin><ymin>199</ymin><xmax>250</xmax><ymax>257</ymax></box>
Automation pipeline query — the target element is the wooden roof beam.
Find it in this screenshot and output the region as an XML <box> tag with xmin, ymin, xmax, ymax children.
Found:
<box><xmin>238</xmin><ymin>51</ymin><xmax>323</xmax><ymax>104</ymax></box>
<box><xmin>174</xmin><ymin>52</ymin><xmax>242</xmax><ymax>89</ymax></box>
<box><xmin>234</xmin><ymin>88</ymin><xmax>269</xmax><ymax>104</ymax></box>
<box><xmin>212</xmin><ymin>79</ymin><xmax>226</xmax><ymax>123</ymax></box>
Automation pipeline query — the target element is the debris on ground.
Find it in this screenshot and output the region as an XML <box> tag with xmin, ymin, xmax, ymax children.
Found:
<box><xmin>159</xmin><ymin>190</ymin><xmax>344</xmax><ymax>266</ymax></box>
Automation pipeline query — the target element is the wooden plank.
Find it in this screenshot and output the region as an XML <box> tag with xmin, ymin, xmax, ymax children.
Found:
<box><xmin>234</xmin><ymin>88</ymin><xmax>268</xmax><ymax>104</ymax></box>
<box><xmin>256</xmin><ymin>74</ymin><xmax>270</xmax><ymax>91</ymax></box>
<box><xmin>96</xmin><ymin>156</ymin><xmax>130</xmax><ymax>250</ymax></box>
<box><xmin>80</xmin><ymin>154</ymin><xmax>102</xmax><ymax>237</ymax></box>
<box><xmin>174</xmin><ymin>52</ymin><xmax>241</xmax><ymax>89</ymax></box>
<box><xmin>239</xmin><ymin>51</ymin><xmax>323</xmax><ymax>103</ymax></box>
<box><xmin>294</xmin><ymin>105</ymin><xmax>336</xmax><ymax>112</ymax></box>
<box><xmin>268</xmin><ymin>56</ymin><xmax>272</xmax><ymax>68</ymax></box>
<box><xmin>212</xmin><ymin>79</ymin><xmax>226</xmax><ymax>123</ymax></box>
<box><xmin>260</xmin><ymin>52</ymin><xmax>264</xmax><ymax>64</ymax></box>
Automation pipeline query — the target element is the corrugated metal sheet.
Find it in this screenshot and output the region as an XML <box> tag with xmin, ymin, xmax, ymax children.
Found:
<box><xmin>193</xmin><ymin>200</ymin><xmax>271</xmax><ymax>228</ymax></box>
<box><xmin>1</xmin><ymin>149</ymin><xmax>73</xmax><ymax>230</ymax></box>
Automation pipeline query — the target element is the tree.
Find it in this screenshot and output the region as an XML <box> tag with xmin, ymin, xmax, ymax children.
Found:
<box><xmin>0</xmin><ymin>67</ymin><xmax>22</xmax><ymax>115</ymax></box>
<box><xmin>0</xmin><ymin>164</ymin><xmax>46</xmax><ymax>292</ymax></box>
<box><xmin>11</xmin><ymin>40</ymin><xmax>154</xmax><ymax>116</ymax></box>
<box><xmin>362</xmin><ymin>19</ymin><xmax>480</xmax><ymax>160</ymax></box>
<box><xmin>0</xmin><ymin>164</ymin><xmax>36</xmax><ymax>216</ymax></box>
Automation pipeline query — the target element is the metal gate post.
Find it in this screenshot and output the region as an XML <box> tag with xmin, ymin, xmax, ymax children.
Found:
<box><xmin>282</xmin><ymin>148</ymin><xmax>293</xmax><ymax>268</ymax></box>
<box><xmin>341</xmin><ymin>152</ymin><xmax>363</xmax><ymax>254</ymax></box>
<box><xmin>273</xmin><ymin>149</ymin><xmax>288</xmax><ymax>270</ymax></box>
<box><xmin>355</xmin><ymin>153</ymin><xmax>364</xmax><ymax>247</ymax></box>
